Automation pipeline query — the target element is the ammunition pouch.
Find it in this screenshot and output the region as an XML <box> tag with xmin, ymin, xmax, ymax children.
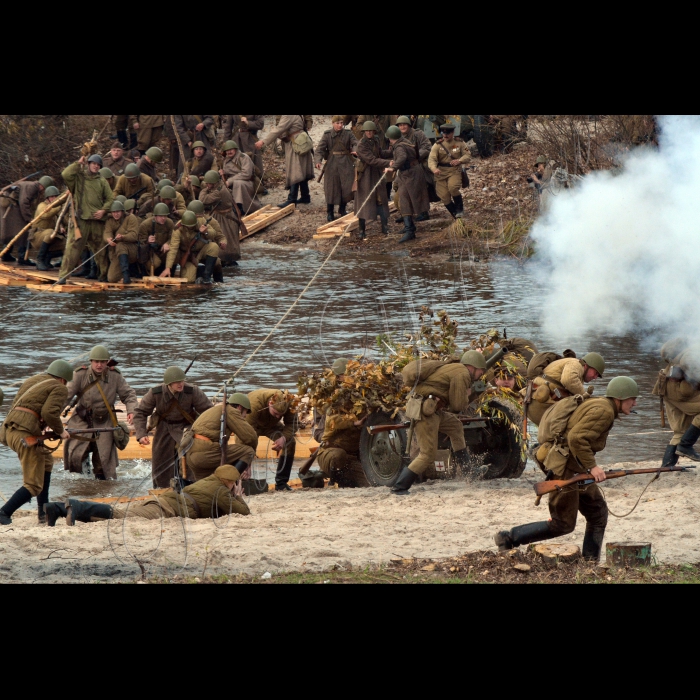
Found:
<box><xmin>540</xmin><ymin>441</ymin><xmax>570</xmax><ymax>477</ymax></box>
<box><xmin>405</xmin><ymin>394</ymin><xmax>424</xmax><ymax>421</ymax></box>
<box><xmin>533</xmin><ymin>384</ymin><xmax>551</xmax><ymax>403</ymax></box>
<box><xmin>113</xmin><ymin>421</ymin><xmax>131</xmax><ymax>451</ymax></box>
<box><xmin>422</xmin><ymin>396</ymin><xmax>439</xmax><ymax>417</ymax></box>
<box><xmin>75</xmin><ymin>405</ymin><xmax>91</xmax><ymax>420</ymax></box>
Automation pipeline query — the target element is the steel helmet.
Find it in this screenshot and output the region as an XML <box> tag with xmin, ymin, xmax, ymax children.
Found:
<box><xmin>110</xmin><ymin>201</ymin><xmax>125</xmax><ymax>212</ymax></box>
<box><xmin>203</xmin><ymin>170</ymin><xmax>220</xmax><ymax>184</ymax></box>
<box><xmin>605</xmin><ymin>376</ymin><xmax>639</xmax><ymax>400</ymax></box>
<box><xmin>47</xmin><ymin>360</ymin><xmax>74</xmax><ymax>382</ymax></box>
<box><xmin>163</xmin><ymin>366</ymin><xmax>186</xmax><ymax>384</ymax></box>
<box><xmin>395</xmin><ymin>116</ymin><xmax>412</xmax><ymax>125</ymax></box>
<box><xmin>189</xmin><ymin>175</ymin><xmax>201</xmax><ymax>187</ymax></box>
<box><xmin>115</xmin><ymin>194</ymin><xmax>127</xmax><ymax>203</ymax></box>
<box><xmin>192</xmin><ymin>141</ymin><xmax>207</xmax><ymax>150</ymax></box>
<box><xmin>460</xmin><ymin>350</ymin><xmax>487</xmax><ymax>370</ymax></box>
<box><xmin>44</xmin><ymin>186</ymin><xmax>60</xmax><ymax>198</ymax></box>
<box><xmin>160</xmin><ymin>186</ymin><xmax>177</xmax><ymax>200</ymax></box>
<box><xmin>386</xmin><ymin>126</ymin><xmax>401</xmax><ymax>140</ymax></box>
<box><xmin>157</xmin><ymin>179</ymin><xmax>174</xmax><ymax>190</ymax></box>
<box><xmin>87</xmin><ymin>154</ymin><xmax>103</xmax><ymax>166</ymax></box>
<box><xmin>181</xmin><ymin>211</ymin><xmax>198</xmax><ymax>227</ymax></box>
<box><xmin>582</xmin><ymin>352</ymin><xmax>605</xmax><ymax>377</ymax></box>
<box><xmin>535</xmin><ymin>155</ymin><xmax>547</xmax><ymax>164</ymax></box>
<box><xmin>362</xmin><ymin>121</ymin><xmax>377</xmax><ymax>131</ymax></box>
<box><xmin>228</xmin><ymin>392</ymin><xmax>252</xmax><ymax>410</ymax></box>
<box><xmin>145</xmin><ymin>147</ymin><xmax>163</xmax><ymax>163</ymax></box>
<box><xmin>89</xmin><ymin>345</ymin><xmax>111</xmax><ymax>361</ymax></box>
<box><xmin>331</xmin><ymin>358</ymin><xmax>349</xmax><ymax>375</ymax></box>
<box><xmin>99</xmin><ymin>167</ymin><xmax>114</xmax><ymax>179</ymax></box>
<box><xmin>153</xmin><ymin>203</ymin><xmax>170</xmax><ymax>216</ymax></box>
<box><xmin>124</xmin><ymin>199</ymin><xmax>136</xmax><ymax>211</ymax></box>
<box><xmin>39</xmin><ymin>176</ymin><xmax>55</xmax><ymax>189</ymax></box>
<box><xmin>125</xmin><ymin>163</ymin><xmax>140</xmax><ymax>179</ymax></box>
<box><xmin>187</xmin><ymin>200</ymin><xmax>205</xmax><ymax>215</ymax></box>
<box><xmin>223</xmin><ymin>140</ymin><xmax>239</xmax><ymax>151</ymax></box>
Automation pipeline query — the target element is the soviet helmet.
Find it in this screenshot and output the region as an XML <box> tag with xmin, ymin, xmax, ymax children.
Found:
<box><xmin>115</xmin><ymin>195</ymin><xmax>127</xmax><ymax>204</ymax></box>
<box><xmin>89</xmin><ymin>345</ymin><xmax>111</xmax><ymax>361</ymax></box>
<box><xmin>460</xmin><ymin>350</ymin><xmax>487</xmax><ymax>370</ymax></box>
<box><xmin>188</xmin><ymin>200</ymin><xmax>205</xmax><ymax>215</ymax></box>
<box><xmin>362</xmin><ymin>121</ymin><xmax>377</xmax><ymax>131</ymax></box>
<box><xmin>189</xmin><ymin>175</ymin><xmax>201</xmax><ymax>187</ymax></box>
<box><xmin>331</xmin><ymin>358</ymin><xmax>349</xmax><ymax>375</ymax></box>
<box><xmin>386</xmin><ymin>125</ymin><xmax>401</xmax><ymax>140</ymax></box>
<box><xmin>203</xmin><ymin>170</ymin><xmax>220</xmax><ymax>184</ymax></box>
<box><xmin>87</xmin><ymin>154</ymin><xmax>103</xmax><ymax>166</ymax></box>
<box><xmin>47</xmin><ymin>360</ymin><xmax>74</xmax><ymax>382</ymax></box>
<box><xmin>145</xmin><ymin>147</ymin><xmax>163</xmax><ymax>163</ymax></box>
<box><xmin>163</xmin><ymin>366</ymin><xmax>186</xmax><ymax>384</ymax></box>
<box><xmin>181</xmin><ymin>211</ymin><xmax>198</xmax><ymax>227</ymax></box>
<box><xmin>160</xmin><ymin>185</ymin><xmax>177</xmax><ymax>200</ymax></box>
<box><xmin>99</xmin><ymin>167</ymin><xmax>114</xmax><ymax>179</ymax></box>
<box><xmin>153</xmin><ymin>202</ymin><xmax>170</xmax><ymax>216</ymax></box>
<box><xmin>39</xmin><ymin>176</ymin><xmax>55</xmax><ymax>189</ymax></box>
<box><xmin>44</xmin><ymin>186</ymin><xmax>60</xmax><ymax>198</ymax></box>
<box><xmin>125</xmin><ymin>163</ymin><xmax>140</xmax><ymax>179</ymax></box>
<box><xmin>157</xmin><ymin>179</ymin><xmax>174</xmax><ymax>190</ymax></box>
<box><xmin>223</xmin><ymin>140</ymin><xmax>239</xmax><ymax>151</ymax></box>
<box><xmin>110</xmin><ymin>201</ymin><xmax>125</xmax><ymax>212</ymax></box>
<box><xmin>535</xmin><ymin>155</ymin><xmax>547</xmax><ymax>165</ymax></box>
<box><xmin>605</xmin><ymin>376</ymin><xmax>639</xmax><ymax>400</ymax></box>
<box><xmin>124</xmin><ymin>199</ymin><xmax>136</xmax><ymax>211</ymax></box>
<box><xmin>228</xmin><ymin>392</ymin><xmax>252</xmax><ymax>410</ymax></box>
<box><xmin>395</xmin><ymin>116</ymin><xmax>412</xmax><ymax>125</ymax></box>
<box><xmin>582</xmin><ymin>352</ymin><xmax>605</xmax><ymax>377</ymax></box>
<box><xmin>192</xmin><ymin>141</ymin><xmax>207</xmax><ymax>151</ymax></box>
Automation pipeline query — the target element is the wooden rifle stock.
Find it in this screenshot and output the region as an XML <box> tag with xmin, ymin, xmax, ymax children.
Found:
<box><xmin>49</xmin><ymin>196</ymin><xmax>72</xmax><ymax>240</ymax></box>
<box><xmin>21</xmin><ymin>428</ymin><xmax>118</xmax><ymax>448</ymax></box>
<box><xmin>533</xmin><ymin>466</ymin><xmax>695</xmax><ymax>497</ymax></box>
<box><xmin>298</xmin><ymin>445</ymin><xmax>321</xmax><ymax>476</ymax></box>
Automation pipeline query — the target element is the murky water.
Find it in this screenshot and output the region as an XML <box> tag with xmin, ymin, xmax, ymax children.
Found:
<box><xmin>0</xmin><ymin>244</ymin><xmax>671</xmax><ymax>507</ymax></box>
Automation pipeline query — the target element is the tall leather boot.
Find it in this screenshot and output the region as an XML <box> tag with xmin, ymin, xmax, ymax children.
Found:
<box><xmin>129</xmin><ymin>132</ymin><xmax>138</xmax><ymax>150</ymax></box>
<box><xmin>386</xmin><ymin>182</ymin><xmax>393</xmax><ymax>202</ymax></box>
<box><xmin>494</xmin><ymin>521</ymin><xmax>555</xmax><ymax>551</ymax></box>
<box><xmin>196</xmin><ymin>256</ymin><xmax>217</xmax><ymax>285</ymax></box>
<box><xmin>391</xmin><ymin>467</ymin><xmax>417</xmax><ymax>495</ymax></box>
<box><xmin>415</xmin><ymin>211</ymin><xmax>430</xmax><ymax>222</ymax></box>
<box><xmin>326</xmin><ymin>204</ymin><xmax>336</xmax><ymax>222</ymax></box>
<box><xmin>398</xmin><ymin>217</ymin><xmax>416</xmax><ymax>243</ymax></box>
<box><xmin>445</xmin><ymin>202</ymin><xmax>457</xmax><ymax>219</ymax></box>
<box><xmin>213</xmin><ymin>264</ymin><xmax>224</xmax><ymax>283</ymax></box>
<box><xmin>298</xmin><ymin>180</ymin><xmax>311</xmax><ymax>204</ymax></box>
<box><xmin>661</xmin><ymin>444</ymin><xmax>678</xmax><ymax>468</ymax></box>
<box><xmin>0</xmin><ymin>251</ymin><xmax>16</xmax><ymax>262</ymax></box>
<box><xmin>16</xmin><ymin>247</ymin><xmax>36</xmax><ymax>266</ymax></box>
<box><xmin>37</xmin><ymin>472</ymin><xmax>51</xmax><ymax>524</ymax></box>
<box><xmin>0</xmin><ymin>486</ymin><xmax>33</xmax><ymax>525</ymax></box>
<box><xmin>582</xmin><ymin>525</ymin><xmax>606</xmax><ymax>562</ymax></box>
<box><xmin>118</xmin><ymin>253</ymin><xmax>131</xmax><ymax>284</ymax></box>
<box><xmin>72</xmin><ymin>249</ymin><xmax>89</xmax><ymax>278</ymax></box>
<box><xmin>117</xmin><ymin>130</ymin><xmax>128</xmax><ymax>148</ymax></box>
<box><xmin>66</xmin><ymin>499</ymin><xmax>114</xmax><ymax>525</ymax></box>
<box><xmin>86</xmin><ymin>256</ymin><xmax>98</xmax><ymax>280</ymax></box>
<box><xmin>379</xmin><ymin>211</ymin><xmax>389</xmax><ymax>234</ymax></box>
<box><xmin>36</xmin><ymin>242</ymin><xmax>52</xmax><ymax>271</ymax></box>
<box><xmin>338</xmin><ymin>203</ymin><xmax>347</xmax><ymax>217</ymax></box>
<box><xmin>44</xmin><ymin>502</ymin><xmax>68</xmax><ymax>527</ymax></box>
<box><xmin>357</xmin><ymin>219</ymin><xmax>366</xmax><ymax>240</ymax></box>
<box><xmin>453</xmin><ymin>194</ymin><xmax>464</xmax><ymax>218</ymax></box>
<box><xmin>279</xmin><ymin>183</ymin><xmax>299</xmax><ymax>208</ymax></box>
<box><xmin>677</xmin><ymin>425</ymin><xmax>700</xmax><ymax>460</ymax></box>
<box><xmin>275</xmin><ymin>442</ymin><xmax>297</xmax><ymax>491</ymax></box>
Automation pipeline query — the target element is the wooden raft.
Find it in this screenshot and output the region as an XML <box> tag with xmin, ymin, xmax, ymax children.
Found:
<box><xmin>313</xmin><ymin>202</ymin><xmax>397</xmax><ymax>239</ymax></box>
<box><xmin>240</xmin><ymin>204</ymin><xmax>295</xmax><ymax>241</ymax></box>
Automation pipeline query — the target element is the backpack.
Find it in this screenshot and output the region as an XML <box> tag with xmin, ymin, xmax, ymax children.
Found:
<box><xmin>537</xmin><ymin>394</ymin><xmax>590</xmax><ymax>445</ymax></box>
<box><xmin>526</xmin><ymin>349</ymin><xmax>577</xmax><ymax>380</ymax></box>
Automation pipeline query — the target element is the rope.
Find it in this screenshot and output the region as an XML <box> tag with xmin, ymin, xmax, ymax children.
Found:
<box><xmin>597</xmin><ymin>472</ymin><xmax>661</xmax><ymax>518</ymax></box>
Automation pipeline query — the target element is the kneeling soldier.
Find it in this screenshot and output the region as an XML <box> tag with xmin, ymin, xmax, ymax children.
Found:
<box><xmin>104</xmin><ymin>200</ymin><xmax>140</xmax><ymax>283</ymax></box>
<box><xmin>30</xmin><ymin>186</ymin><xmax>67</xmax><ymax>271</ymax></box>
<box><xmin>0</xmin><ymin>360</ymin><xmax>73</xmax><ymax>524</ymax></box>
<box><xmin>133</xmin><ymin>366</ymin><xmax>213</xmax><ymax>489</ymax></box>
<box><xmin>495</xmin><ymin>376</ymin><xmax>639</xmax><ymax>562</ymax></box>
<box><xmin>44</xmin><ymin>463</ymin><xmax>250</xmax><ymax>525</ymax></box>
<box><xmin>138</xmin><ymin>203</ymin><xmax>175</xmax><ymax>275</ymax></box>
<box><xmin>164</xmin><ymin>210</ymin><xmax>224</xmax><ymax>284</ymax></box>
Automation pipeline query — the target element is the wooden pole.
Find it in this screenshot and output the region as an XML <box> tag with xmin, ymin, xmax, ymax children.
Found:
<box><xmin>170</xmin><ymin>115</ymin><xmax>189</xmax><ymax>179</ymax></box>
<box><xmin>49</xmin><ymin>196</ymin><xmax>72</xmax><ymax>240</ymax></box>
<box><xmin>0</xmin><ymin>191</ymin><xmax>69</xmax><ymax>259</ymax></box>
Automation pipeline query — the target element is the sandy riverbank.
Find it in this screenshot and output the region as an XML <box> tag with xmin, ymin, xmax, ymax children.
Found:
<box><xmin>0</xmin><ymin>459</ymin><xmax>696</xmax><ymax>583</ymax></box>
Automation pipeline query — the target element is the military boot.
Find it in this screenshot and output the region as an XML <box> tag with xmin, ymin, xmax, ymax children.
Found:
<box><xmin>72</xmin><ymin>249</ymin><xmax>90</xmax><ymax>277</ymax></box>
<box><xmin>35</xmin><ymin>242</ymin><xmax>53</xmax><ymax>271</ymax></box>
<box><xmin>582</xmin><ymin>525</ymin><xmax>606</xmax><ymax>562</ymax></box>
<box><xmin>44</xmin><ymin>502</ymin><xmax>68</xmax><ymax>527</ymax></box>
<box><xmin>196</xmin><ymin>256</ymin><xmax>218</xmax><ymax>285</ymax></box>
<box><xmin>445</xmin><ymin>202</ymin><xmax>457</xmax><ymax>219</ymax></box>
<box><xmin>118</xmin><ymin>253</ymin><xmax>131</xmax><ymax>284</ymax></box>
<box><xmin>37</xmin><ymin>472</ymin><xmax>51</xmax><ymax>524</ymax></box>
<box><xmin>494</xmin><ymin>521</ymin><xmax>555</xmax><ymax>551</ymax></box>
<box><xmin>390</xmin><ymin>467</ymin><xmax>417</xmax><ymax>495</ymax></box>
<box><xmin>357</xmin><ymin>219</ymin><xmax>366</xmax><ymax>240</ymax></box>
<box><xmin>213</xmin><ymin>264</ymin><xmax>224</xmax><ymax>283</ymax></box>
<box><xmin>16</xmin><ymin>247</ymin><xmax>36</xmax><ymax>266</ymax></box>
<box><xmin>661</xmin><ymin>444</ymin><xmax>679</xmax><ymax>468</ymax></box>
<box><xmin>117</xmin><ymin>130</ymin><xmax>128</xmax><ymax>148</ymax></box>
<box><xmin>453</xmin><ymin>194</ymin><xmax>465</xmax><ymax>218</ymax></box>
<box><xmin>338</xmin><ymin>204</ymin><xmax>347</xmax><ymax>217</ymax></box>
<box><xmin>0</xmin><ymin>486</ymin><xmax>33</xmax><ymax>525</ymax></box>
<box><xmin>398</xmin><ymin>217</ymin><xmax>416</xmax><ymax>243</ymax></box>
<box><xmin>298</xmin><ymin>181</ymin><xmax>311</xmax><ymax>204</ymax></box>
<box><xmin>379</xmin><ymin>212</ymin><xmax>389</xmax><ymax>234</ymax></box>
<box><xmin>129</xmin><ymin>132</ymin><xmax>138</xmax><ymax>150</ymax></box>
<box><xmin>275</xmin><ymin>442</ymin><xmax>297</xmax><ymax>491</ymax></box>
<box><xmin>86</xmin><ymin>257</ymin><xmax>98</xmax><ymax>280</ymax></box>
<box><xmin>0</xmin><ymin>251</ymin><xmax>16</xmax><ymax>263</ymax></box>
<box><xmin>66</xmin><ymin>499</ymin><xmax>114</xmax><ymax>525</ymax></box>
<box><xmin>453</xmin><ymin>448</ymin><xmax>470</xmax><ymax>474</ymax></box>
<box><xmin>415</xmin><ymin>211</ymin><xmax>430</xmax><ymax>222</ymax></box>
<box><xmin>326</xmin><ymin>204</ymin><xmax>336</xmax><ymax>222</ymax></box>
<box><xmin>677</xmin><ymin>425</ymin><xmax>700</xmax><ymax>461</ymax></box>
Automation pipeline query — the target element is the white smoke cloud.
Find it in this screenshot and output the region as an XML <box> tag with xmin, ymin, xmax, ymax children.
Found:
<box><xmin>530</xmin><ymin>115</ymin><xmax>700</xmax><ymax>352</ymax></box>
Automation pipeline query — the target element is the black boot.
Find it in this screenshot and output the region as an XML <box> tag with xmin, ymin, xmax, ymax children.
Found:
<box><xmin>66</xmin><ymin>499</ymin><xmax>114</xmax><ymax>525</ymax></box>
<box><xmin>37</xmin><ymin>472</ymin><xmax>51</xmax><ymax>524</ymax></box>
<box><xmin>582</xmin><ymin>525</ymin><xmax>606</xmax><ymax>562</ymax></box>
<box><xmin>86</xmin><ymin>257</ymin><xmax>98</xmax><ymax>280</ymax></box>
<box><xmin>379</xmin><ymin>212</ymin><xmax>389</xmax><ymax>234</ymax></box>
<box><xmin>196</xmin><ymin>255</ymin><xmax>218</xmax><ymax>285</ymax></box>
<box><xmin>338</xmin><ymin>204</ymin><xmax>347</xmax><ymax>217</ymax></box>
<box><xmin>117</xmin><ymin>130</ymin><xmax>128</xmax><ymax>148</ymax></box>
<box><xmin>130</xmin><ymin>263</ymin><xmax>142</xmax><ymax>279</ymax></box>
<box><xmin>415</xmin><ymin>211</ymin><xmax>430</xmax><ymax>222</ymax></box>
<box><xmin>391</xmin><ymin>467</ymin><xmax>416</xmax><ymax>495</ymax></box>
<box><xmin>386</xmin><ymin>182</ymin><xmax>393</xmax><ymax>202</ymax></box>
<box><xmin>677</xmin><ymin>425</ymin><xmax>700</xmax><ymax>461</ymax></box>
<box><xmin>494</xmin><ymin>521</ymin><xmax>555</xmax><ymax>551</ymax></box>
<box><xmin>398</xmin><ymin>217</ymin><xmax>416</xmax><ymax>243</ymax></box>
<box><xmin>453</xmin><ymin>194</ymin><xmax>464</xmax><ymax>218</ymax></box>
<box><xmin>36</xmin><ymin>242</ymin><xmax>52</xmax><ymax>271</ymax></box>
<box><xmin>72</xmin><ymin>249</ymin><xmax>89</xmax><ymax>277</ymax></box>
<box><xmin>357</xmin><ymin>219</ymin><xmax>366</xmax><ymax>240</ymax></box>
<box><xmin>326</xmin><ymin>204</ymin><xmax>336</xmax><ymax>222</ymax></box>
<box><xmin>16</xmin><ymin>247</ymin><xmax>36</xmax><ymax>266</ymax></box>
<box><xmin>279</xmin><ymin>183</ymin><xmax>299</xmax><ymax>208</ymax></box>
<box><xmin>213</xmin><ymin>264</ymin><xmax>224</xmax><ymax>283</ymax></box>
<box><xmin>0</xmin><ymin>251</ymin><xmax>16</xmax><ymax>262</ymax></box>
<box><xmin>275</xmin><ymin>442</ymin><xmax>296</xmax><ymax>491</ymax></box>
<box><xmin>44</xmin><ymin>502</ymin><xmax>68</xmax><ymax>527</ymax></box>
<box><xmin>0</xmin><ymin>486</ymin><xmax>33</xmax><ymax>525</ymax></box>
<box><xmin>129</xmin><ymin>132</ymin><xmax>138</xmax><ymax>150</ymax></box>
<box><xmin>661</xmin><ymin>444</ymin><xmax>679</xmax><ymax>468</ymax></box>
<box><xmin>298</xmin><ymin>181</ymin><xmax>311</xmax><ymax>204</ymax></box>
<box><xmin>118</xmin><ymin>253</ymin><xmax>131</xmax><ymax>284</ymax></box>
<box><xmin>445</xmin><ymin>202</ymin><xmax>457</xmax><ymax>219</ymax></box>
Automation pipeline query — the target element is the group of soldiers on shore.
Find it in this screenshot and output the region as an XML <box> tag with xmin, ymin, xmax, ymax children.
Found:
<box><xmin>1</xmin><ymin>333</ymin><xmax>699</xmax><ymax>564</ymax></box>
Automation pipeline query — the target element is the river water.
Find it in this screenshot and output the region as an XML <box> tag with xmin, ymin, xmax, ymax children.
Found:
<box><xmin>0</xmin><ymin>242</ymin><xmax>671</xmax><ymax>507</ymax></box>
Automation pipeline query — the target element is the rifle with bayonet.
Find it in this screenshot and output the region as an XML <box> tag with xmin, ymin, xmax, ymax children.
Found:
<box><xmin>22</xmin><ymin>428</ymin><xmax>119</xmax><ymax>448</ymax></box>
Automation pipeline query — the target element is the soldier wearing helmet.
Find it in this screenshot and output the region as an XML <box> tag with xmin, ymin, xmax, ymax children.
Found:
<box><xmin>496</xmin><ymin>376</ymin><xmax>640</xmax><ymax>563</ymax></box>
<box><xmin>138</xmin><ymin>146</ymin><xmax>163</xmax><ymax>184</ymax></box>
<box><xmin>29</xmin><ymin>186</ymin><xmax>68</xmax><ymax>271</ymax></box>
<box><xmin>220</xmin><ymin>140</ymin><xmax>261</xmax><ymax>215</ymax></box>
<box><xmin>138</xmin><ymin>203</ymin><xmax>175</xmax><ymax>274</ymax></box>
<box><xmin>63</xmin><ymin>345</ymin><xmax>138</xmax><ymax>481</ymax></box>
<box><xmin>112</xmin><ymin>162</ymin><xmax>156</xmax><ymax>205</ymax></box>
<box><xmin>185</xmin><ymin>141</ymin><xmax>215</xmax><ymax>178</ymax></box>
<box><xmin>103</xmin><ymin>200</ymin><xmax>141</xmax><ymax>283</ymax></box>
<box><xmin>99</xmin><ymin>167</ymin><xmax>116</xmax><ymax>190</ymax></box>
<box><xmin>102</xmin><ymin>141</ymin><xmax>133</xmax><ymax>177</ymax></box>
<box><xmin>137</xmin><ymin>184</ymin><xmax>187</xmax><ymax>221</ymax></box>
<box><xmin>221</xmin><ymin>114</ymin><xmax>265</xmax><ymax>186</ymax></box>
<box><xmin>199</xmin><ymin>170</ymin><xmax>238</xmax><ymax>266</ymax></box>
<box><xmin>428</xmin><ymin>123</ymin><xmax>471</xmax><ymax>219</ymax></box>
<box><xmin>0</xmin><ymin>360</ymin><xmax>73</xmax><ymax>525</ymax></box>
<box><xmin>57</xmin><ymin>154</ymin><xmax>115</xmax><ymax>283</ymax></box>
<box><xmin>176</xmin><ymin>174</ymin><xmax>201</xmax><ymax>207</ymax></box>
<box><xmin>130</xmin><ymin>115</ymin><xmax>165</xmax><ymax>155</ymax></box>
<box><xmin>165</xmin><ymin>210</ymin><xmax>224</xmax><ymax>284</ymax></box>
<box><xmin>169</xmin><ymin>115</ymin><xmax>217</xmax><ymax>173</ymax></box>
<box><xmin>0</xmin><ymin>173</ymin><xmax>47</xmax><ymax>264</ymax></box>
<box><xmin>133</xmin><ymin>366</ymin><xmax>213</xmax><ymax>488</ymax></box>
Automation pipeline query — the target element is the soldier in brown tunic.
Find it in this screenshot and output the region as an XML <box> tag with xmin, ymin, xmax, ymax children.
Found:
<box><xmin>131</xmin><ymin>115</ymin><xmax>164</xmax><ymax>154</ymax></box>
<box><xmin>138</xmin><ymin>147</ymin><xmax>163</xmax><ymax>184</ymax></box>
<box><xmin>64</xmin><ymin>345</ymin><xmax>138</xmax><ymax>480</ymax></box>
<box><xmin>183</xmin><ymin>393</ymin><xmax>258</xmax><ymax>482</ymax></box>
<box><xmin>175</xmin><ymin>175</ymin><xmax>201</xmax><ymax>207</ymax></box>
<box><xmin>428</xmin><ymin>124</ymin><xmax>470</xmax><ymax>218</ymax></box>
<box><xmin>103</xmin><ymin>200</ymin><xmax>141</xmax><ymax>283</ymax></box>
<box><xmin>0</xmin><ymin>177</ymin><xmax>45</xmax><ymax>263</ymax></box>
<box><xmin>29</xmin><ymin>187</ymin><xmax>67</xmax><ymax>270</ymax></box>
<box><xmin>113</xmin><ymin>163</ymin><xmax>155</xmax><ymax>209</ymax></box>
<box><xmin>199</xmin><ymin>170</ymin><xmax>240</xmax><ymax>266</ymax></box>
<box><xmin>172</xmin><ymin>115</ymin><xmax>217</xmax><ymax>165</ymax></box>
<box><xmin>185</xmin><ymin>141</ymin><xmax>216</xmax><ymax>178</ymax></box>
<box><xmin>102</xmin><ymin>141</ymin><xmax>133</xmax><ymax>177</ymax></box>
<box><xmin>137</xmin><ymin>185</ymin><xmax>186</xmax><ymax>222</ymax></box>
<box><xmin>0</xmin><ymin>360</ymin><xmax>72</xmax><ymax>525</ymax></box>
<box><xmin>165</xmin><ymin>211</ymin><xmax>224</xmax><ymax>284</ymax></box>
<box><xmin>315</xmin><ymin>116</ymin><xmax>358</xmax><ymax>222</ymax></box>
<box><xmin>220</xmin><ymin>140</ymin><xmax>260</xmax><ymax>215</ymax></box>
<box><xmin>133</xmin><ymin>366</ymin><xmax>213</xmax><ymax>488</ymax></box>
<box><xmin>139</xmin><ymin>204</ymin><xmax>175</xmax><ymax>273</ymax></box>
<box><xmin>222</xmin><ymin>115</ymin><xmax>265</xmax><ymax>182</ymax></box>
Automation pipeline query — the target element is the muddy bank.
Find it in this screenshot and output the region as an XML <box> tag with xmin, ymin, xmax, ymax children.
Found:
<box><xmin>0</xmin><ymin>459</ymin><xmax>696</xmax><ymax>583</ymax></box>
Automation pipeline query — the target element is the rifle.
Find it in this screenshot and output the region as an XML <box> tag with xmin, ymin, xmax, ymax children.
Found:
<box><xmin>49</xmin><ymin>196</ymin><xmax>72</xmax><ymax>241</ymax></box>
<box><xmin>230</xmin><ymin>198</ymin><xmax>249</xmax><ymax>239</ymax></box>
<box><xmin>21</xmin><ymin>428</ymin><xmax>119</xmax><ymax>448</ymax></box>
<box><xmin>367</xmin><ymin>416</ymin><xmax>489</xmax><ymax>435</ymax></box>
<box><xmin>0</xmin><ymin>170</ymin><xmax>43</xmax><ymax>195</ymax></box>
<box><xmin>533</xmin><ymin>466</ymin><xmax>695</xmax><ymax>498</ymax></box>
<box><xmin>130</xmin><ymin>186</ymin><xmax>147</xmax><ymax>207</ymax></box>
<box><xmin>220</xmin><ymin>383</ymin><xmax>228</xmax><ymax>467</ymax></box>
<box><xmin>660</xmin><ymin>397</ymin><xmax>666</xmax><ymax>428</ymax></box>
<box><xmin>170</xmin><ymin>115</ymin><xmax>190</xmax><ymax>178</ymax></box>
<box><xmin>298</xmin><ymin>445</ymin><xmax>322</xmax><ymax>477</ymax></box>
<box><xmin>317</xmin><ymin>159</ymin><xmax>327</xmax><ymax>183</ymax></box>
<box><xmin>184</xmin><ymin>354</ymin><xmax>199</xmax><ymax>375</ymax></box>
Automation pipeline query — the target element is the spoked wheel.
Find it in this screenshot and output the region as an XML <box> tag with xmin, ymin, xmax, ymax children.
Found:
<box><xmin>359</xmin><ymin>410</ymin><xmax>408</xmax><ymax>487</ymax></box>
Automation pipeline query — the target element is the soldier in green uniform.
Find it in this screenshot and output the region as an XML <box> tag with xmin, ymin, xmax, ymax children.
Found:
<box><xmin>0</xmin><ymin>360</ymin><xmax>73</xmax><ymax>524</ymax></box>
<box><xmin>29</xmin><ymin>186</ymin><xmax>67</xmax><ymax>271</ymax></box>
<box><xmin>112</xmin><ymin>163</ymin><xmax>155</xmax><ymax>208</ymax></box>
<box><xmin>428</xmin><ymin>124</ymin><xmax>470</xmax><ymax>218</ymax></box>
<box><xmin>133</xmin><ymin>366</ymin><xmax>213</xmax><ymax>489</ymax></box>
<box><xmin>175</xmin><ymin>174</ymin><xmax>201</xmax><ymax>207</ymax></box>
<box><xmin>495</xmin><ymin>376</ymin><xmax>640</xmax><ymax>562</ymax></box>
<box><xmin>138</xmin><ymin>203</ymin><xmax>175</xmax><ymax>274</ymax></box>
<box><xmin>138</xmin><ymin>185</ymin><xmax>187</xmax><ymax>221</ymax></box>
<box><xmin>183</xmin><ymin>393</ymin><xmax>258</xmax><ymax>482</ymax></box>
<box><xmin>103</xmin><ymin>200</ymin><xmax>141</xmax><ymax>283</ymax></box>
<box><xmin>164</xmin><ymin>211</ymin><xmax>224</xmax><ymax>284</ymax></box>
<box><xmin>99</xmin><ymin>168</ymin><xmax>116</xmax><ymax>191</ymax></box>
<box><xmin>185</xmin><ymin>141</ymin><xmax>215</xmax><ymax>178</ymax></box>
<box><xmin>44</xmin><ymin>463</ymin><xmax>250</xmax><ymax>526</ymax></box>
<box><xmin>138</xmin><ymin>146</ymin><xmax>163</xmax><ymax>184</ymax></box>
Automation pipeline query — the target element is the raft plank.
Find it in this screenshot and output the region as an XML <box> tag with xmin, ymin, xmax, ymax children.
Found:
<box><xmin>315</xmin><ymin>203</ymin><xmax>397</xmax><ymax>237</ymax></box>
<box><xmin>312</xmin><ymin>232</ymin><xmax>351</xmax><ymax>239</ymax></box>
<box><xmin>141</xmin><ymin>276</ymin><xmax>189</xmax><ymax>284</ymax></box>
<box><xmin>0</xmin><ymin>275</ymin><xmax>29</xmax><ymax>286</ymax></box>
<box><xmin>26</xmin><ymin>283</ymin><xmax>84</xmax><ymax>293</ymax></box>
<box><xmin>240</xmin><ymin>204</ymin><xmax>295</xmax><ymax>240</ymax></box>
